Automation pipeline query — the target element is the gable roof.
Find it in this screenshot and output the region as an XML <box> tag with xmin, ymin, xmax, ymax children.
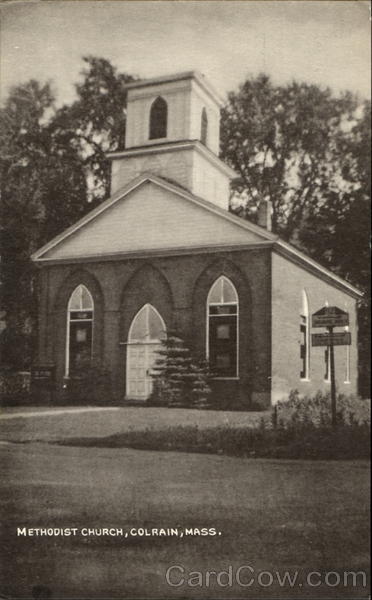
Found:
<box><xmin>31</xmin><ymin>173</ymin><xmax>362</xmax><ymax>298</ymax></box>
<box><xmin>31</xmin><ymin>173</ymin><xmax>276</xmax><ymax>260</ymax></box>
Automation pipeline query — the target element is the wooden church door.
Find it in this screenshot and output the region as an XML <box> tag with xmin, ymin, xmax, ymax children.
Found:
<box><xmin>126</xmin><ymin>304</ymin><xmax>166</xmax><ymax>400</ymax></box>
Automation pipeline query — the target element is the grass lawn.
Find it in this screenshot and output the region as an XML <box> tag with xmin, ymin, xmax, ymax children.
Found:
<box><xmin>0</xmin><ymin>437</ymin><xmax>370</xmax><ymax>599</ymax></box>
<box><xmin>0</xmin><ymin>406</ymin><xmax>269</xmax><ymax>442</ymax></box>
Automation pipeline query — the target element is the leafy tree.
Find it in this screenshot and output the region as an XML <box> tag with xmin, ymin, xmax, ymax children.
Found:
<box><xmin>220</xmin><ymin>76</ymin><xmax>370</xmax><ymax>395</ymax></box>
<box><xmin>221</xmin><ymin>74</ymin><xmax>358</xmax><ymax>237</ymax></box>
<box><xmin>1</xmin><ymin>58</ymin><xmax>135</xmax><ymax>370</ymax></box>
<box><xmin>53</xmin><ymin>56</ymin><xmax>135</xmax><ymax>202</ymax></box>
<box><xmin>0</xmin><ymin>80</ymin><xmax>88</xmax><ymax>367</ymax></box>
<box><xmin>298</xmin><ymin>101</ymin><xmax>371</xmax><ymax>396</ymax></box>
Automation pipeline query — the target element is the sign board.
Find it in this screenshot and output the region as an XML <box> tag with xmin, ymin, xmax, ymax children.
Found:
<box><xmin>311</xmin><ymin>332</ymin><xmax>351</xmax><ymax>347</ymax></box>
<box><xmin>31</xmin><ymin>365</ymin><xmax>55</xmax><ymax>382</ymax></box>
<box><xmin>312</xmin><ymin>306</ymin><xmax>349</xmax><ymax>328</ymax></box>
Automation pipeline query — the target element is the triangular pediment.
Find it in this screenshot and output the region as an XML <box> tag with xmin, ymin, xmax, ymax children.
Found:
<box><xmin>32</xmin><ymin>175</ymin><xmax>275</xmax><ymax>262</ymax></box>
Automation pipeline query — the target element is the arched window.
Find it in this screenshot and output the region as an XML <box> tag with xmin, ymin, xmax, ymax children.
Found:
<box><xmin>300</xmin><ymin>290</ymin><xmax>310</xmax><ymax>380</ymax></box>
<box><xmin>201</xmin><ymin>107</ymin><xmax>208</xmax><ymax>145</ymax></box>
<box><xmin>128</xmin><ymin>304</ymin><xmax>166</xmax><ymax>343</ymax></box>
<box><xmin>149</xmin><ymin>97</ymin><xmax>167</xmax><ymax>140</ymax></box>
<box><xmin>207</xmin><ymin>276</ymin><xmax>238</xmax><ymax>377</ymax></box>
<box><xmin>66</xmin><ymin>285</ymin><xmax>93</xmax><ymax>376</ymax></box>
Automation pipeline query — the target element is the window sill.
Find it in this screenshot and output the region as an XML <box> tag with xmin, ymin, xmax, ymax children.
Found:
<box><xmin>300</xmin><ymin>378</ymin><xmax>311</xmax><ymax>383</ymax></box>
<box><xmin>344</xmin><ymin>381</ymin><xmax>351</xmax><ymax>384</ymax></box>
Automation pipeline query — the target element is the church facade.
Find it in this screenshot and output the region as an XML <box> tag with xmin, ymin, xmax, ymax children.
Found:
<box><xmin>32</xmin><ymin>71</ymin><xmax>361</xmax><ymax>408</ymax></box>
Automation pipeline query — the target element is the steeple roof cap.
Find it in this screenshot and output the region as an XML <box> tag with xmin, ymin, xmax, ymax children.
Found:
<box><xmin>123</xmin><ymin>70</ymin><xmax>224</xmax><ymax>107</ymax></box>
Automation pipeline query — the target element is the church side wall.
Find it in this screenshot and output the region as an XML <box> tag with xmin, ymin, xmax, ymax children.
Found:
<box><xmin>271</xmin><ymin>252</ymin><xmax>359</xmax><ymax>403</ymax></box>
<box><xmin>37</xmin><ymin>248</ymin><xmax>272</xmax><ymax>409</ymax></box>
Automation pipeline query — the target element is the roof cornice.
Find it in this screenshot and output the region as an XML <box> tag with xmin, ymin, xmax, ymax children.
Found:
<box><xmin>274</xmin><ymin>241</ymin><xmax>363</xmax><ymax>299</ymax></box>
<box><xmin>33</xmin><ymin>242</ymin><xmax>274</xmax><ymax>266</ymax></box>
<box><xmin>123</xmin><ymin>70</ymin><xmax>224</xmax><ymax>107</ymax></box>
<box><xmin>107</xmin><ymin>139</ymin><xmax>238</xmax><ymax>180</ymax></box>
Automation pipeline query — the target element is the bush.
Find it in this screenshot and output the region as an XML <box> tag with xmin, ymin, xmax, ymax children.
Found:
<box><xmin>63</xmin><ymin>360</ymin><xmax>112</xmax><ymax>404</ymax></box>
<box><xmin>59</xmin><ymin>390</ymin><xmax>370</xmax><ymax>460</ymax></box>
<box><xmin>274</xmin><ymin>390</ymin><xmax>371</xmax><ymax>429</ymax></box>
<box><xmin>0</xmin><ymin>369</ymin><xmax>31</xmax><ymax>405</ymax></box>
<box><xmin>61</xmin><ymin>421</ymin><xmax>370</xmax><ymax>460</ymax></box>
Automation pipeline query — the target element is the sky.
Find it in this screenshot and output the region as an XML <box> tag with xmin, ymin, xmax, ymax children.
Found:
<box><xmin>1</xmin><ymin>0</ymin><xmax>371</xmax><ymax>106</ymax></box>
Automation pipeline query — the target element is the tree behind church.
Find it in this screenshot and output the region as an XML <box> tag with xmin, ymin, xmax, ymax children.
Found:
<box><xmin>220</xmin><ymin>75</ymin><xmax>370</xmax><ymax>396</ymax></box>
<box><xmin>0</xmin><ymin>58</ymin><xmax>134</xmax><ymax>369</ymax></box>
<box><xmin>0</xmin><ymin>80</ymin><xmax>87</xmax><ymax>367</ymax></box>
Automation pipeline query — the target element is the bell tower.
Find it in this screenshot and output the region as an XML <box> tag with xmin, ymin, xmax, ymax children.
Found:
<box><xmin>124</xmin><ymin>70</ymin><xmax>221</xmax><ymax>153</ymax></box>
<box><xmin>108</xmin><ymin>71</ymin><xmax>237</xmax><ymax>210</ymax></box>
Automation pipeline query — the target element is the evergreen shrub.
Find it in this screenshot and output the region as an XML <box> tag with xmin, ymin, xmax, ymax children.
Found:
<box><xmin>149</xmin><ymin>333</ymin><xmax>211</xmax><ymax>408</ymax></box>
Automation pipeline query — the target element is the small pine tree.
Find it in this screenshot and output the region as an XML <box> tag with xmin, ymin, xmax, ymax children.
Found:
<box><xmin>150</xmin><ymin>333</ymin><xmax>211</xmax><ymax>408</ymax></box>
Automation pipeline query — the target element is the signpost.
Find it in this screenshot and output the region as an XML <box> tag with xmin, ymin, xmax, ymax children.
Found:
<box><xmin>311</xmin><ymin>306</ymin><xmax>350</xmax><ymax>428</ymax></box>
<box><xmin>312</xmin><ymin>306</ymin><xmax>349</xmax><ymax>328</ymax></box>
<box><xmin>31</xmin><ymin>365</ymin><xmax>56</xmax><ymax>382</ymax></box>
<box><xmin>311</xmin><ymin>332</ymin><xmax>351</xmax><ymax>347</ymax></box>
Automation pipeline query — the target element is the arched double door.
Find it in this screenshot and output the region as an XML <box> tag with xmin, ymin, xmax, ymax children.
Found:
<box><xmin>126</xmin><ymin>304</ymin><xmax>166</xmax><ymax>400</ymax></box>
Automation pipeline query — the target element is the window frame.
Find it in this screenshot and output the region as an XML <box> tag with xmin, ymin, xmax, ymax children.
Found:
<box><xmin>149</xmin><ymin>96</ymin><xmax>168</xmax><ymax>141</ymax></box>
<box><xmin>206</xmin><ymin>276</ymin><xmax>239</xmax><ymax>380</ymax></box>
<box><xmin>65</xmin><ymin>285</ymin><xmax>94</xmax><ymax>377</ymax></box>
<box><xmin>300</xmin><ymin>290</ymin><xmax>310</xmax><ymax>381</ymax></box>
<box><xmin>344</xmin><ymin>326</ymin><xmax>351</xmax><ymax>384</ymax></box>
<box><xmin>201</xmin><ymin>107</ymin><xmax>208</xmax><ymax>146</ymax></box>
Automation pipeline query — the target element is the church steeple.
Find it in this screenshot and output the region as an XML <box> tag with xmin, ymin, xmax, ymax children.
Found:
<box><xmin>107</xmin><ymin>71</ymin><xmax>237</xmax><ymax>210</ymax></box>
<box><xmin>123</xmin><ymin>70</ymin><xmax>222</xmax><ymax>153</ymax></box>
